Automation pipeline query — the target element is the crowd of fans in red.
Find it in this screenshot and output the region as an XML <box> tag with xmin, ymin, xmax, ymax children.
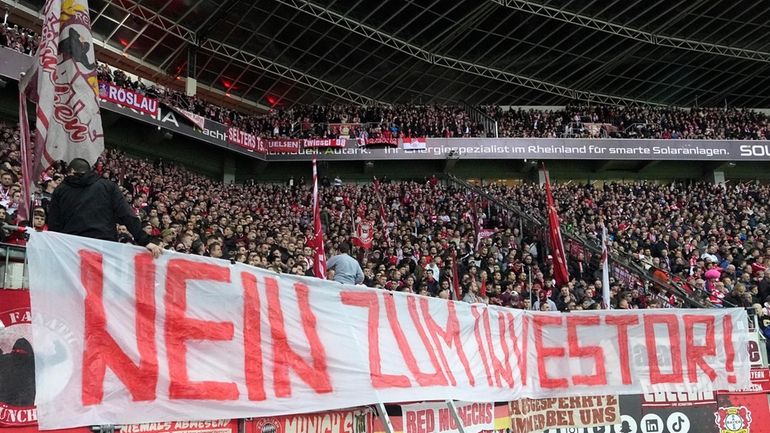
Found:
<box><xmin>0</xmin><ymin>22</ymin><xmax>39</xmax><ymax>55</ymax></box>
<box><xmin>96</xmin><ymin>59</ymin><xmax>770</xmax><ymax>140</ymax></box>
<box><xmin>3</xmin><ymin>122</ymin><xmax>770</xmax><ymax>325</ymax></box>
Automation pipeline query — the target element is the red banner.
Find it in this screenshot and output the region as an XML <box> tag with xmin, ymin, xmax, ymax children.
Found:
<box><xmin>303</xmin><ymin>138</ymin><xmax>346</xmax><ymax>148</ymax></box>
<box><xmin>119</xmin><ymin>420</ymin><xmax>237</xmax><ymax>433</ymax></box>
<box><xmin>352</xmin><ymin>219</ymin><xmax>374</xmax><ymax>250</ymax></box>
<box><xmin>227</xmin><ymin>128</ymin><xmax>266</xmax><ymax>154</ymax></box>
<box><xmin>359</xmin><ymin>137</ymin><xmax>398</xmax><ymax>147</ymax></box>
<box><xmin>716</xmin><ymin>393</ymin><xmax>770</xmax><ymax>433</ymax></box>
<box><xmin>98</xmin><ymin>81</ymin><xmax>159</xmax><ymax>116</ymax></box>
<box><xmin>0</xmin><ymin>289</ymin><xmax>35</xmax><ymax>426</ymax></box>
<box><xmin>248</xmin><ymin>409</ymin><xmax>371</xmax><ymax>433</ymax></box>
<box><xmin>266</xmin><ymin>139</ymin><xmax>302</xmax><ymax>154</ymax></box>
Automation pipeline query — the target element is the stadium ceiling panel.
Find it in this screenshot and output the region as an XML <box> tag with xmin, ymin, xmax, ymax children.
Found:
<box><xmin>10</xmin><ymin>0</ymin><xmax>770</xmax><ymax>108</ymax></box>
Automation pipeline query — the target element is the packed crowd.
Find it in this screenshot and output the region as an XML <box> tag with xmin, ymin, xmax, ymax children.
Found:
<box><xmin>0</xmin><ymin>22</ymin><xmax>39</xmax><ymax>55</ymax></box>
<box><xmin>95</xmin><ymin>62</ymin><xmax>770</xmax><ymax>140</ymax></box>
<box><xmin>486</xmin><ymin>181</ymin><xmax>770</xmax><ymax>311</ymax></box>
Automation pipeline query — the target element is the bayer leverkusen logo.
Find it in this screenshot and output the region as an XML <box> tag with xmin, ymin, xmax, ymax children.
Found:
<box><xmin>715</xmin><ymin>406</ymin><xmax>752</xmax><ymax>433</ymax></box>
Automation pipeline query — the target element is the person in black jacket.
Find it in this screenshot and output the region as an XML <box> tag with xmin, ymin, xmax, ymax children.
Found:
<box><xmin>47</xmin><ymin>158</ymin><xmax>162</xmax><ymax>258</ymax></box>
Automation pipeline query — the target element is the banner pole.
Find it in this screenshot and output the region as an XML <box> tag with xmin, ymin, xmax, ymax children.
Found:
<box><xmin>376</xmin><ymin>402</ymin><xmax>395</xmax><ymax>433</ymax></box>
<box><xmin>445</xmin><ymin>400</ymin><xmax>467</xmax><ymax>433</ymax></box>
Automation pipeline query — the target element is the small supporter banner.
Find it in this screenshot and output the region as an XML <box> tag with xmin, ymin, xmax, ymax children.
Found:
<box><xmin>402</xmin><ymin>137</ymin><xmax>427</xmax><ymax>151</ymax></box>
<box><xmin>747</xmin><ymin>331</ymin><xmax>764</xmax><ymax>368</ymax></box>
<box><xmin>731</xmin><ymin>368</ymin><xmax>770</xmax><ymax>394</ymax></box>
<box><xmin>360</xmin><ymin>137</ymin><xmax>398</xmax><ymax>147</ymax></box>
<box><xmin>172</xmin><ymin>107</ymin><xmax>206</xmax><ymax>130</ymax></box>
<box><xmin>401</xmin><ymin>401</ymin><xmax>494</xmax><ymax>433</ymax></box>
<box><xmin>249</xmin><ymin>408</ymin><xmax>371</xmax><ymax>433</ymax></box>
<box><xmin>509</xmin><ymin>396</ymin><xmax>619</xmax><ymax>433</ymax></box>
<box><xmin>227</xmin><ymin>127</ymin><xmax>266</xmax><ymax>154</ymax></box>
<box><xmin>119</xmin><ymin>420</ymin><xmax>237</xmax><ymax>433</ymax></box>
<box><xmin>303</xmin><ymin>138</ymin><xmax>346</xmax><ymax>148</ymax></box>
<box><xmin>352</xmin><ymin>219</ymin><xmax>374</xmax><ymax>250</ymax></box>
<box><xmin>99</xmin><ymin>81</ymin><xmax>159</xmax><ymax>117</ymax></box>
<box><xmin>266</xmin><ymin>139</ymin><xmax>302</xmax><ymax>154</ymax></box>
<box><xmin>0</xmin><ymin>289</ymin><xmax>36</xmax><ymax>426</ymax></box>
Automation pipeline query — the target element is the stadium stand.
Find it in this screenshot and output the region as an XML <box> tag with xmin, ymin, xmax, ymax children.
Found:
<box><xmin>2</xmin><ymin>121</ymin><xmax>769</xmax><ymax>314</ymax></box>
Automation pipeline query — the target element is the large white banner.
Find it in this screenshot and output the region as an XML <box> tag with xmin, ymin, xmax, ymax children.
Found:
<box><xmin>26</xmin><ymin>232</ymin><xmax>750</xmax><ymax>430</ymax></box>
<box><xmin>401</xmin><ymin>401</ymin><xmax>494</xmax><ymax>433</ymax></box>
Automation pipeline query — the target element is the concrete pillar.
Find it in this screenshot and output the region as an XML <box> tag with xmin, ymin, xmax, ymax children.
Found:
<box><xmin>538</xmin><ymin>166</ymin><xmax>547</xmax><ymax>187</ymax></box>
<box><xmin>223</xmin><ymin>155</ymin><xmax>236</xmax><ymax>184</ymax></box>
<box><xmin>186</xmin><ymin>45</ymin><xmax>197</xmax><ymax>96</ymax></box>
<box><xmin>707</xmin><ymin>170</ymin><xmax>726</xmax><ymax>186</ymax></box>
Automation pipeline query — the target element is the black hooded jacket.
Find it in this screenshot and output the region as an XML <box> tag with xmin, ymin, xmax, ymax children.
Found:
<box><xmin>47</xmin><ymin>171</ymin><xmax>150</xmax><ymax>245</ymax></box>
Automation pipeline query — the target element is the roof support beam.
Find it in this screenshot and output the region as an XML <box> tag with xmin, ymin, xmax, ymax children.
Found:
<box><xmin>198</xmin><ymin>39</ymin><xmax>376</xmax><ymax>105</ymax></box>
<box><xmin>277</xmin><ymin>0</ymin><xmax>665</xmax><ymax>106</ymax></box>
<box><xmin>491</xmin><ymin>0</ymin><xmax>770</xmax><ymax>63</ymax></box>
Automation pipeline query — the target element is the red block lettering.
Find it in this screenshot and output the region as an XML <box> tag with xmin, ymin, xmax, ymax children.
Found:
<box><xmin>266</xmin><ymin>278</ymin><xmax>332</xmax><ymax>397</ymax></box>
<box><xmin>406</xmin><ymin>296</ymin><xmax>449</xmax><ymax>386</ymax></box>
<box><xmin>341</xmin><ymin>291</ymin><xmax>409</xmax><ymax>388</ymax></box>
<box><xmin>242</xmin><ymin>272</ymin><xmax>265</xmax><ymax>401</ymax></box>
<box><xmin>165</xmin><ymin>259</ymin><xmax>237</xmax><ymax>400</ymax></box>
<box><xmin>567</xmin><ymin>315</ymin><xmax>606</xmax><ymax>386</ymax></box>
<box><xmin>406</xmin><ymin>410</ymin><xmax>416</xmax><ymax>433</ymax></box>
<box><xmin>420</xmin><ymin>298</ymin><xmax>475</xmax><ymax>386</ymax></box>
<box><xmin>533</xmin><ymin>315</ymin><xmax>568</xmax><ymax>388</ymax></box>
<box><xmin>645</xmin><ymin>314</ymin><xmax>683</xmax><ymax>384</ymax></box>
<box><xmin>471</xmin><ymin>306</ymin><xmax>494</xmax><ymax>386</ymax></box>
<box><xmin>508</xmin><ymin>314</ymin><xmax>529</xmax><ymax>387</ymax></box>
<box><xmin>81</xmin><ymin>251</ymin><xmax>158</xmax><ymax>404</ymax></box>
<box><xmin>605</xmin><ymin>315</ymin><xmax>638</xmax><ymax>385</ymax></box>
<box><xmin>483</xmin><ymin>310</ymin><xmax>514</xmax><ymax>388</ymax></box>
<box><xmin>384</xmin><ymin>294</ymin><xmax>443</xmax><ymax>387</ymax></box>
<box><xmin>683</xmin><ymin>315</ymin><xmax>717</xmax><ymax>382</ymax></box>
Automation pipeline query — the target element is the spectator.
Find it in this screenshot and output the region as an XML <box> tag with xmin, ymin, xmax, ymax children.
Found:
<box><xmin>326</xmin><ymin>242</ymin><xmax>364</xmax><ymax>285</ymax></box>
<box><xmin>47</xmin><ymin>158</ymin><xmax>162</xmax><ymax>258</ymax></box>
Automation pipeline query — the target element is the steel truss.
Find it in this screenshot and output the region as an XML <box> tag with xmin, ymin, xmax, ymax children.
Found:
<box><xmin>91</xmin><ymin>0</ymin><xmax>379</xmax><ymax>105</ymax></box>
<box><xmin>276</xmin><ymin>0</ymin><xmax>666</xmax><ymax>106</ymax></box>
<box><xmin>491</xmin><ymin>0</ymin><xmax>770</xmax><ymax>63</ymax></box>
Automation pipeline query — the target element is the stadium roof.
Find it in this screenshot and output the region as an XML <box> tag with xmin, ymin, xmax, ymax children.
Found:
<box><xmin>9</xmin><ymin>0</ymin><xmax>770</xmax><ymax>108</ymax></box>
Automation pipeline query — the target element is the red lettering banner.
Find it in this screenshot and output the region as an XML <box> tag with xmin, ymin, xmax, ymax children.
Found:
<box><xmin>303</xmin><ymin>139</ymin><xmax>346</xmax><ymax>149</ymax></box>
<box><xmin>401</xmin><ymin>402</ymin><xmax>494</xmax><ymax>433</ymax></box>
<box><xmin>248</xmin><ymin>409</ymin><xmax>371</xmax><ymax>433</ymax></box>
<box><xmin>98</xmin><ymin>82</ymin><xmax>159</xmax><ymax>117</ymax></box>
<box><xmin>25</xmin><ymin>232</ymin><xmax>751</xmax><ymax>430</ymax></box>
<box><xmin>227</xmin><ymin>127</ymin><xmax>267</xmax><ymax>154</ymax></box>
<box><xmin>266</xmin><ymin>139</ymin><xmax>302</xmax><ymax>154</ymax></box>
<box><xmin>119</xmin><ymin>420</ymin><xmax>237</xmax><ymax>433</ymax></box>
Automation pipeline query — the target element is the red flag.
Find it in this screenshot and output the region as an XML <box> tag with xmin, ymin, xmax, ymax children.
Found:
<box><xmin>308</xmin><ymin>158</ymin><xmax>326</xmax><ymax>278</ymax></box>
<box><xmin>601</xmin><ymin>224</ymin><xmax>611</xmax><ymax>309</ymax></box>
<box><xmin>19</xmin><ymin>0</ymin><xmax>104</xmax><ymax>220</ymax></box>
<box><xmin>372</xmin><ymin>177</ymin><xmax>390</xmax><ymax>247</ymax></box>
<box><xmin>471</xmin><ymin>197</ymin><xmax>482</xmax><ymax>249</ymax></box>
<box><xmin>544</xmin><ymin>166</ymin><xmax>569</xmax><ymax>287</ymax></box>
<box><xmin>451</xmin><ymin>247</ymin><xmax>462</xmax><ymax>301</ymax></box>
<box><xmin>352</xmin><ymin>217</ymin><xmax>374</xmax><ymax>250</ymax></box>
